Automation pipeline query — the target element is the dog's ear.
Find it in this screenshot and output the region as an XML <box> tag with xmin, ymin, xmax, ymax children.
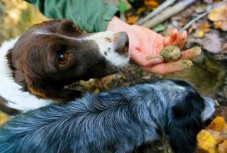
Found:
<box><xmin>6</xmin><ymin>49</ymin><xmax>27</xmax><ymax>90</ymax></box>
<box><xmin>7</xmin><ymin>48</ymin><xmax>82</xmax><ymax>103</ymax></box>
<box><xmin>167</xmin><ymin>93</ymin><xmax>204</xmax><ymax>153</ymax></box>
<box><xmin>24</xmin><ymin>74</ymin><xmax>82</xmax><ymax>102</ymax></box>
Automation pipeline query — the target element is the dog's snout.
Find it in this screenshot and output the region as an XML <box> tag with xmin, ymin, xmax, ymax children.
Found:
<box><xmin>114</xmin><ymin>32</ymin><xmax>129</xmax><ymax>55</ymax></box>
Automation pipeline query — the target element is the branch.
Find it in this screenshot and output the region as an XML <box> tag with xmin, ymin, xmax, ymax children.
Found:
<box><xmin>179</xmin><ymin>0</ymin><xmax>227</xmax><ymax>32</ymax></box>
<box><xmin>141</xmin><ymin>0</ymin><xmax>196</xmax><ymax>28</ymax></box>
<box><xmin>136</xmin><ymin>0</ymin><xmax>177</xmax><ymax>25</ymax></box>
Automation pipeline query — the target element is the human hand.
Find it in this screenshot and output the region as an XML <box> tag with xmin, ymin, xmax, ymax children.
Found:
<box><xmin>107</xmin><ymin>17</ymin><xmax>201</xmax><ymax>74</ymax></box>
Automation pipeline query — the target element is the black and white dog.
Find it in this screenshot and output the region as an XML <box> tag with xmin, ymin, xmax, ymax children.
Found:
<box><xmin>0</xmin><ymin>80</ymin><xmax>215</xmax><ymax>153</ymax></box>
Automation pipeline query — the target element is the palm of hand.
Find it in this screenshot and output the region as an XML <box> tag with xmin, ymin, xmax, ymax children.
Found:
<box><xmin>128</xmin><ymin>25</ymin><xmax>200</xmax><ymax>74</ymax></box>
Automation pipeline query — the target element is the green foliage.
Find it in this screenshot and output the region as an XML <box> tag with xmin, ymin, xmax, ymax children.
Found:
<box><xmin>117</xmin><ymin>1</ymin><xmax>130</xmax><ymax>14</ymax></box>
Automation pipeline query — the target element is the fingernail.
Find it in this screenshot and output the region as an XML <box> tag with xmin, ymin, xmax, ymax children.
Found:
<box><xmin>153</xmin><ymin>57</ymin><xmax>164</xmax><ymax>63</ymax></box>
<box><xmin>192</xmin><ymin>46</ymin><xmax>202</xmax><ymax>54</ymax></box>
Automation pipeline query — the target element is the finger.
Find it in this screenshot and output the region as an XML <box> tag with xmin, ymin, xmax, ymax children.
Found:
<box><xmin>173</xmin><ymin>30</ymin><xmax>187</xmax><ymax>49</ymax></box>
<box><xmin>180</xmin><ymin>46</ymin><xmax>201</xmax><ymax>60</ymax></box>
<box><xmin>142</xmin><ymin>60</ymin><xmax>193</xmax><ymax>74</ymax></box>
<box><xmin>163</xmin><ymin>29</ymin><xmax>178</xmax><ymax>46</ymax></box>
<box><xmin>130</xmin><ymin>49</ymin><xmax>163</xmax><ymax>67</ymax></box>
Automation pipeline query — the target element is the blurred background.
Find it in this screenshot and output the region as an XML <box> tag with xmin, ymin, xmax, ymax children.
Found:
<box><xmin>0</xmin><ymin>0</ymin><xmax>47</xmax><ymax>44</ymax></box>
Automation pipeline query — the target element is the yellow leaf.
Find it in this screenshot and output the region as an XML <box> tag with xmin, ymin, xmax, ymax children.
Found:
<box><xmin>208</xmin><ymin>4</ymin><xmax>227</xmax><ymax>22</ymax></box>
<box><xmin>218</xmin><ymin>140</ymin><xmax>227</xmax><ymax>153</ymax></box>
<box><xmin>144</xmin><ymin>0</ymin><xmax>159</xmax><ymax>7</ymax></box>
<box><xmin>126</xmin><ymin>16</ymin><xmax>139</xmax><ymax>25</ymax></box>
<box><xmin>196</xmin><ymin>30</ymin><xmax>205</xmax><ymax>38</ymax></box>
<box><xmin>197</xmin><ymin>130</ymin><xmax>217</xmax><ymax>153</ymax></box>
<box><xmin>208</xmin><ymin>3</ymin><xmax>227</xmax><ymax>31</ymax></box>
<box><xmin>207</xmin><ymin>117</ymin><xmax>225</xmax><ymax>132</ymax></box>
<box><xmin>222</xmin><ymin>124</ymin><xmax>227</xmax><ymax>133</ymax></box>
<box><xmin>208</xmin><ymin>129</ymin><xmax>224</xmax><ymax>144</ymax></box>
<box><xmin>0</xmin><ymin>112</ymin><xmax>9</xmax><ymax>126</ymax></box>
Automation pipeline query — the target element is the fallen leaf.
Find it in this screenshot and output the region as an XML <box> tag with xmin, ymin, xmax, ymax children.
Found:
<box><xmin>214</xmin><ymin>21</ymin><xmax>227</xmax><ymax>31</ymax></box>
<box><xmin>202</xmin><ymin>31</ymin><xmax>222</xmax><ymax>53</ymax></box>
<box><xmin>207</xmin><ymin>129</ymin><xmax>225</xmax><ymax>144</ymax></box>
<box><xmin>218</xmin><ymin>140</ymin><xmax>227</xmax><ymax>153</ymax></box>
<box><xmin>196</xmin><ymin>30</ymin><xmax>205</xmax><ymax>38</ymax></box>
<box><xmin>152</xmin><ymin>24</ymin><xmax>166</xmax><ymax>32</ymax></box>
<box><xmin>144</xmin><ymin>0</ymin><xmax>159</xmax><ymax>10</ymax></box>
<box><xmin>0</xmin><ymin>112</ymin><xmax>9</xmax><ymax>126</ymax></box>
<box><xmin>197</xmin><ymin>129</ymin><xmax>217</xmax><ymax>153</ymax></box>
<box><xmin>207</xmin><ymin>116</ymin><xmax>225</xmax><ymax>131</ymax></box>
<box><xmin>208</xmin><ymin>4</ymin><xmax>227</xmax><ymax>21</ymax></box>
<box><xmin>208</xmin><ymin>3</ymin><xmax>227</xmax><ymax>31</ymax></box>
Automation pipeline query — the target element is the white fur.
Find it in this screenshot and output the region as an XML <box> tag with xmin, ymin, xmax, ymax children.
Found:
<box><xmin>202</xmin><ymin>97</ymin><xmax>215</xmax><ymax>121</ymax></box>
<box><xmin>0</xmin><ymin>39</ymin><xmax>53</xmax><ymax>112</ymax></box>
<box><xmin>85</xmin><ymin>31</ymin><xmax>130</xmax><ymax>67</ymax></box>
<box><xmin>34</xmin><ymin>30</ymin><xmax>130</xmax><ymax>67</ymax></box>
<box><xmin>0</xmin><ymin>30</ymin><xmax>129</xmax><ymax>113</ymax></box>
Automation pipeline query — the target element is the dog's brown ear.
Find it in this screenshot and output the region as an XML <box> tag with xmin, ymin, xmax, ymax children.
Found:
<box><xmin>8</xmin><ymin>49</ymin><xmax>82</xmax><ymax>102</ymax></box>
<box><xmin>24</xmin><ymin>74</ymin><xmax>82</xmax><ymax>102</ymax></box>
<box><xmin>6</xmin><ymin>49</ymin><xmax>27</xmax><ymax>90</ymax></box>
<box><xmin>15</xmin><ymin>70</ymin><xmax>27</xmax><ymax>90</ymax></box>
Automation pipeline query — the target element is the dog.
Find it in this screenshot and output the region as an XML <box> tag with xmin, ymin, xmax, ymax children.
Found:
<box><xmin>0</xmin><ymin>80</ymin><xmax>215</xmax><ymax>153</ymax></box>
<box><xmin>0</xmin><ymin>19</ymin><xmax>130</xmax><ymax>114</ymax></box>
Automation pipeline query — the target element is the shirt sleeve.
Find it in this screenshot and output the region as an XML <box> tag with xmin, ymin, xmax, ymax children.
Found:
<box><xmin>25</xmin><ymin>0</ymin><xmax>119</xmax><ymax>32</ymax></box>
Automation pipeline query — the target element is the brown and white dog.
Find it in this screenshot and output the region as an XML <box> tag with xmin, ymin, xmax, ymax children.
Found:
<box><xmin>0</xmin><ymin>19</ymin><xmax>130</xmax><ymax>114</ymax></box>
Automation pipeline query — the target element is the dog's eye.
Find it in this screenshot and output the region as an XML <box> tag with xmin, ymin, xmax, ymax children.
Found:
<box><xmin>57</xmin><ymin>53</ymin><xmax>69</xmax><ymax>65</ymax></box>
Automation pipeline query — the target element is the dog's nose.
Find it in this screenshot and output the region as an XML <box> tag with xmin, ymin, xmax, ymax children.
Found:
<box><xmin>114</xmin><ymin>32</ymin><xmax>129</xmax><ymax>55</ymax></box>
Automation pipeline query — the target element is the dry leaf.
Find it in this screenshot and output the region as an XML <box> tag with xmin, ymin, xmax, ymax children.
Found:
<box><xmin>202</xmin><ymin>31</ymin><xmax>222</xmax><ymax>53</ymax></box>
<box><xmin>197</xmin><ymin>129</ymin><xmax>217</xmax><ymax>153</ymax></box>
<box><xmin>223</xmin><ymin>124</ymin><xmax>227</xmax><ymax>133</ymax></box>
<box><xmin>207</xmin><ymin>129</ymin><xmax>225</xmax><ymax>144</ymax></box>
<box><xmin>207</xmin><ymin>117</ymin><xmax>225</xmax><ymax>132</ymax></box>
<box><xmin>214</xmin><ymin>21</ymin><xmax>227</xmax><ymax>31</ymax></box>
<box><xmin>196</xmin><ymin>30</ymin><xmax>205</xmax><ymax>38</ymax></box>
<box><xmin>0</xmin><ymin>112</ymin><xmax>9</xmax><ymax>126</ymax></box>
<box><xmin>218</xmin><ymin>140</ymin><xmax>227</xmax><ymax>153</ymax></box>
<box><xmin>208</xmin><ymin>3</ymin><xmax>227</xmax><ymax>31</ymax></box>
<box><xmin>144</xmin><ymin>0</ymin><xmax>159</xmax><ymax>10</ymax></box>
<box><xmin>126</xmin><ymin>16</ymin><xmax>139</xmax><ymax>24</ymax></box>
<box><xmin>208</xmin><ymin>4</ymin><xmax>227</xmax><ymax>21</ymax></box>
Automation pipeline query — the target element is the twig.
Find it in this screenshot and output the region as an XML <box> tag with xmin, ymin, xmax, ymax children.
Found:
<box><xmin>179</xmin><ymin>0</ymin><xmax>227</xmax><ymax>32</ymax></box>
<box><xmin>162</xmin><ymin>136</ymin><xmax>168</xmax><ymax>153</ymax></box>
<box><xmin>136</xmin><ymin>0</ymin><xmax>177</xmax><ymax>25</ymax></box>
<box><xmin>141</xmin><ymin>0</ymin><xmax>196</xmax><ymax>28</ymax></box>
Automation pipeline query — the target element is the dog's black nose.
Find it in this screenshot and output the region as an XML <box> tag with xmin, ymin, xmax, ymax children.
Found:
<box><xmin>114</xmin><ymin>32</ymin><xmax>129</xmax><ymax>55</ymax></box>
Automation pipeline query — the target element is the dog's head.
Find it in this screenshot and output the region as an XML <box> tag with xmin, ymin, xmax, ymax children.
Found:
<box><xmin>157</xmin><ymin>80</ymin><xmax>215</xmax><ymax>153</ymax></box>
<box><xmin>7</xmin><ymin>20</ymin><xmax>129</xmax><ymax>101</ymax></box>
<box><xmin>173</xmin><ymin>80</ymin><xmax>215</xmax><ymax>122</ymax></box>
